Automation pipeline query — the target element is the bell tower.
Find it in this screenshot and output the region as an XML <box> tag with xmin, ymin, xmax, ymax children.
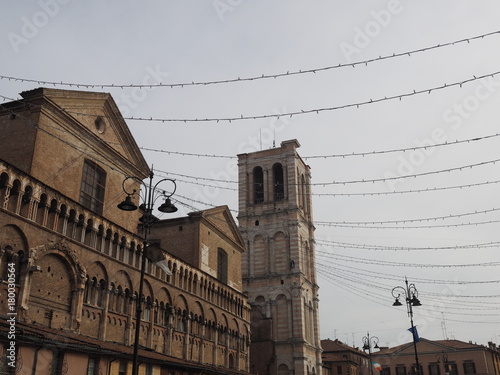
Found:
<box><xmin>237</xmin><ymin>139</ymin><xmax>322</xmax><ymax>375</ymax></box>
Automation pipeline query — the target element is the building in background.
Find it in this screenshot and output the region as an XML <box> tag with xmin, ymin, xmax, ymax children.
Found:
<box><xmin>321</xmin><ymin>339</ymin><xmax>369</xmax><ymax>375</ymax></box>
<box><xmin>372</xmin><ymin>338</ymin><xmax>500</xmax><ymax>375</ymax></box>
<box><xmin>322</xmin><ymin>338</ymin><xmax>500</xmax><ymax>375</ymax></box>
<box><xmin>237</xmin><ymin>140</ymin><xmax>322</xmax><ymax>375</ymax></box>
<box><xmin>0</xmin><ymin>88</ymin><xmax>251</xmax><ymax>375</ymax></box>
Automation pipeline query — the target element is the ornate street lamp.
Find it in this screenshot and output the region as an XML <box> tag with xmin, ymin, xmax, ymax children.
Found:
<box><xmin>117</xmin><ymin>169</ymin><xmax>177</xmax><ymax>375</ymax></box>
<box><xmin>362</xmin><ymin>332</ymin><xmax>379</xmax><ymax>375</ymax></box>
<box><xmin>391</xmin><ymin>278</ymin><xmax>422</xmax><ymax>375</ymax></box>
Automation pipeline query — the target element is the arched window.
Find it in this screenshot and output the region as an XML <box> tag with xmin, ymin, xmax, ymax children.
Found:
<box><xmin>273</xmin><ymin>163</ymin><xmax>285</xmax><ymax>201</ymax></box>
<box><xmin>0</xmin><ymin>173</ymin><xmax>9</xmax><ymax>205</ymax></box>
<box><xmin>7</xmin><ymin>179</ymin><xmax>21</xmax><ymax>213</ymax></box>
<box><xmin>278</xmin><ymin>364</ymin><xmax>290</xmax><ymax>375</ymax></box>
<box><xmin>123</xmin><ymin>289</ymin><xmax>131</xmax><ymax>315</ymax></box>
<box><xmin>97</xmin><ymin>279</ymin><xmax>107</xmax><ymax>308</ymax></box>
<box><xmin>143</xmin><ymin>296</ymin><xmax>152</xmax><ymax>321</ymax></box>
<box><xmin>19</xmin><ymin>185</ymin><xmax>32</xmax><ymax>218</ymax></box>
<box><xmin>253</xmin><ymin>166</ymin><xmax>264</xmax><ymax>204</ymax></box>
<box><xmin>301</xmin><ymin>174</ymin><xmax>308</xmax><ymax>213</ymax></box>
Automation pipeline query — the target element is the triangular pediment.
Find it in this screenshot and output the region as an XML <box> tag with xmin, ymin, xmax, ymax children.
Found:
<box><xmin>22</xmin><ymin>88</ymin><xmax>149</xmax><ymax>177</ymax></box>
<box><xmin>192</xmin><ymin>206</ymin><xmax>246</xmax><ymax>251</ymax></box>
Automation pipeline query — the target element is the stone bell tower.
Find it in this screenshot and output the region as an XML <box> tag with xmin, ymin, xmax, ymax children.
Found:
<box><xmin>237</xmin><ymin>140</ymin><xmax>322</xmax><ymax>375</ymax></box>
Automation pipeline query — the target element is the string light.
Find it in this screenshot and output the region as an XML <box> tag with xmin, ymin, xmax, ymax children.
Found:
<box><xmin>141</xmin><ymin>132</ymin><xmax>500</xmax><ymax>160</ymax></box>
<box><xmin>315</xmin><ymin>207</ymin><xmax>500</xmax><ymax>226</ymax></box>
<box><xmin>316</xmin><ymin>250</ymin><xmax>500</xmax><ymax>268</ymax></box>
<box><xmin>314</xmin><ymin>218</ymin><xmax>500</xmax><ymax>229</ymax></box>
<box><xmin>122</xmin><ymin>69</ymin><xmax>500</xmax><ymax>123</ymax></box>
<box><xmin>316</xmin><ymin>262</ymin><xmax>500</xmax><ymax>287</ymax></box>
<box><xmin>1</xmin><ymin>30</ymin><xmax>498</xmax><ymax>89</ymax></box>
<box><xmin>312</xmin><ymin>157</ymin><xmax>500</xmax><ymax>186</ymax></box>
<box><xmin>154</xmin><ymin>154</ymin><xmax>500</xmax><ymax>187</ymax></box>
<box><xmin>315</xmin><ymin>239</ymin><xmax>500</xmax><ymax>251</ymax></box>
<box><xmin>314</xmin><ymin>179</ymin><xmax>500</xmax><ymax>196</ymax></box>
<box><xmin>3</xmin><ymin>68</ymin><xmax>500</xmax><ymax>123</ymax></box>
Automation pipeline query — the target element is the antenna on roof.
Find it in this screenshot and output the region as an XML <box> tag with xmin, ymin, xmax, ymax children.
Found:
<box><xmin>441</xmin><ymin>312</ymin><xmax>449</xmax><ymax>340</ymax></box>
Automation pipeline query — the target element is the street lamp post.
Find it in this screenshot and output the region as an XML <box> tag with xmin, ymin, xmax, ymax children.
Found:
<box><xmin>117</xmin><ymin>169</ymin><xmax>178</xmax><ymax>375</ymax></box>
<box><xmin>362</xmin><ymin>332</ymin><xmax>379</xmax><ymax>375</ymax></box>
<box><xmin>391</xmin><ymin>278</ymin><xmax>422</xmax><ymax>375</ymax></box>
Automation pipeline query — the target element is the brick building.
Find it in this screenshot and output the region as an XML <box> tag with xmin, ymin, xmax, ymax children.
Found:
<box><xmin>321</xmin><ymin>339</ymin><xmax>369</xmax><ymax>375</ymax></box>
<box><xmin>0</xmin><ymin>88</ymin><xmax>251</xmax><ymax>375</ymax></box>
<box><xmin>372</xmin><ymin>338</ymin><xmax>500</xmax><ymax>375</ymax></box>
<box><xmin>237</xmin><ymin>140</ymin><xmax>322</xmax><ymax>375</ymax></box>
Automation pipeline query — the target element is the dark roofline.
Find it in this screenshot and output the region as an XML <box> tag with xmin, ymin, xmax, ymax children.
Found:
<box><xmin>0</xmin><ymin>320</ymin><xmax>248</xmax><ymax>375</ymax></box>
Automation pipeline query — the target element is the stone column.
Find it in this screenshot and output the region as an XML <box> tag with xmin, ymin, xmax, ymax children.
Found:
<box><xmin>183</xmin><ymin>317</ymin><xmax>190</xmax><ymax>360</ymax></box>
<box><xmin>98</xmin><ymin>286</ymin><xmax>111</xmax><ymax>340</ymax></box>
<box><xmin>1</xmin><ymin>184</ymin><xmax>11</xmax><ymax>209</ymax></box>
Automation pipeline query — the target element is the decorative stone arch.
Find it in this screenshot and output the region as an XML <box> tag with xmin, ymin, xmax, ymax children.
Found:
<box><xmin>207</xmin><ymin>307</ymin><xmax>217</xmax><ymax>323</ymax></box>
<box><xmin>111</xmin><ymin>269</ymin><xmax>133</xmax><ymax>291</ymax></box>
<box><xmin>157</xmin><ymin>287</ymin><xmax>173</xmax><ymax>326</ymax></box>
<box><xmin>269</xmin><ymin>290</ymin><xmax>292</xmax><ymax>301</ymax></box>
<box><xmin>32</xmin><ymin>240</ymin><xmax>86</xmax><ymax>287</ymax></box>
<box><xmin>278</xmin><ymin>363</ymin><xmax>292</xmax><ymax>375</ymax></box>
<box><xmin>189</xmin><ymin>300</ymin><xmax>204</xmax><ymax>336</ymax></box>
<box><xmin>0</xmin><ymin>223</ymin><xmax>29</xmax><ymax>256</ymax></box>
<box><xmin>176</xmin><ymin>294</ymin><xmax>189</xmax><ymax>313</ymax></box>
<box><xmin>6</xmin><ymin>178</ymin><xmax>22</xmax><ymax>213</ymax></box>
<box><xmin>142</xmin><ymin>278</ymin><xmax>155</xmax><ymax>304</ymax></box>
<box><xmin>271</xmin><ymin>230</ymin><xmax>289</xmax><ymax>274</ymax></box>
<box><xmin>251</xmin><ymin>294</ymin><xmax>268</xmax><ymax>304</ymax></box>
<box><xmin>192</xmin><ymin>300</ymin><xmax>204</xmax><ymax>319</ymax></box>
<box><xmin>86</xmin><ymin>261</ymin><xmax>109</xmax><ymax>283</ymax></box>
<box><xmin>249</xmin><ymin>295</ymin><xmax>267</xmax><ymax>341</ymax></box>
<box><xmin>157</xmin><ymin>287</ymin><xmax>172</xmax><ymax>305</ymax></box>
<box><xmin>173</xmin><ymin>294</ymin><xmax>189</xmax><ymax>333</ymax></box>
<box><xmin>18</xmin><ymin>183</ymin><xmax>33</xmax><ymax>218</ymax></box>
<box><xmin>252</xmin><ymin>233</ymin><xmax>268</xmax><ymax>276</ymax></box>
<box><xmin>29</xmin><ymin>240</ymin><xmax>86</xmax><ymax>330</ymax></box>
<box><xmin>112</xmin><ymin>269</ymin><xmax>133</xmax><ymax>314</ymax></box>
<box><xmin>219</xmin><ymin>313</ymin><xmax>229</xmax><ymax>342</ymax></box>
<box><xmin>274</xmin><ymin>294</ymin><xmax>290</xmax><ymax>340</ymax></box>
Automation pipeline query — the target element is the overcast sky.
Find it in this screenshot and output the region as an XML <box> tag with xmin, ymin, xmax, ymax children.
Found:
<box><xmin>2</xmin><ymin>1</ymin><xmax>500</xmax><ymax>348</ymax></box>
